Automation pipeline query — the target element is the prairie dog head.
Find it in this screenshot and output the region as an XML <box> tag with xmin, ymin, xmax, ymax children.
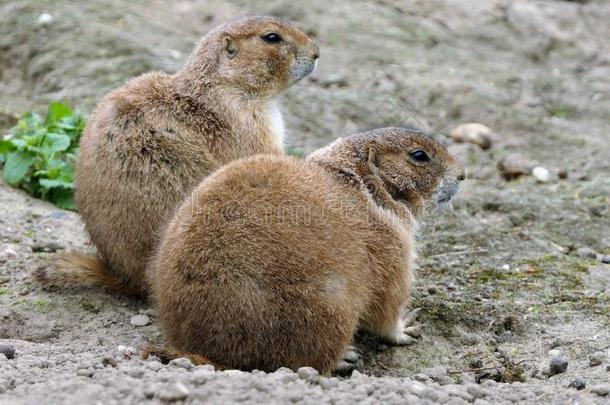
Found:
<box><xmin>309</xmin><ymin>127</ymin><xmax>465</xmax><ymax>212</ymax></box>
<box><xmin>364</xmin><ymin>128</ymin><xmax>464</xmax><ymax>208</ymax></box>
<box><xmin>185</xmin><ymin>16</ymin><xmax>319</xmax><ymax>97</ymax></box>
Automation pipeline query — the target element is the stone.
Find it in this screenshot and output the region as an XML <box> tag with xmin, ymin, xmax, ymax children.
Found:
<box><xmin>590</xmin><ymin>385</ymin><xmax>610</xmax><ymax>397</ymax></box>
<box><xmin>169</xmin><ymin>357</ymin><xmax>193</xmax><ymax>370</ymax></box>
<box><xmin>449</xmin><ymin>123</ymin><xmax>493</xmax><ymax>150</ymax></box>
<box><xmin>0</xmin><ymin>344</ymin><xmax>16</xmax><ymax>360</ymax></box>
<box><xmin>130</xmin><ymin>314</ymin><xmax>151</xmax><ymax>327</ymax></box>
<box><xmin>497</xmin><ymin>154</ymin><xmax>532</xmax><ymax>180</ymax></box>
<box><xmin>549</xmin><ymin>356</ymin><xmax>568</xmax><ymax>375</ymax></box>
<box><xmin>158</xmin><ymin>383</ymin><xmax>189</xmax><ymax>402</ymax></box>
<box><xmin>589</xmin><ymin>352</ymin><xmax>605</xmax><ymax>367</ymax></box>
<box><xmin>568</xmin><ymin>377</ymin><xmax>586</xmax><ymax>390</ymax></box>
<box><xmin>576</xmin><ymin>247</ymin><xmax>597</xmax><ymax>259</ymax></box>
<box><xmin>532</xmin><ymin>166</ymin><xmax>551</xmax><ymax>183</ymax></box>
<box><xmin>297</xmin><ymin>367</ymin><xmax>319</xmax><ymax>380</ymax></box>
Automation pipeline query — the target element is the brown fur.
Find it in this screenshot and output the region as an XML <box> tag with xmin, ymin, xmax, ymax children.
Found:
<box><xmin>37</xmin><ymin>16</ymin><xmax>319</xmax><ymax>297</ymax></box>
<box><xmin>148</xmin><ymin>127</ymin><xmax>464</xmax><ymax>374</ymax></box>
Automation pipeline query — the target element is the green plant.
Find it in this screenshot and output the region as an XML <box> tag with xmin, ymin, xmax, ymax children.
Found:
<box><xmin>0</xmin><ymin>102</ymin><xmax>85</xmax><ymax>210</ymax></box>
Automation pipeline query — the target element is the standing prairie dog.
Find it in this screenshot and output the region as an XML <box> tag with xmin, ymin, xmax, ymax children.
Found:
<box><xmin>35</xmin><ymin>16</ymin><xmax>320</xmax><ymax>297</ymax></box>
<box><xmin>148</xmin><ymin>127</ymin><xmax>464</xmax><ymax>374</ymax></box>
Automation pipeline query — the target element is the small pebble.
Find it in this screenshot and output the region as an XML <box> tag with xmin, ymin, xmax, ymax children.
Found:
<box><xmin>568</xmin><ymin>377</ymin><xmax>586</xmax><ymax>390</ymax></box>
<box><xmin>170</xmin><ymin>357</ymin><xmax>193</xmax><ymax>370</ymax></box>
<box><xmin>589</xmin><ymin>352</ymin><xmax>606</xmax><ymax>367</ymax></box>
<box><xmin>601</xmin><ymin>256</ymin><xmax>610</xmax><ymax>264</ymax></box>
<box><xmin>449</xmin><ymin>123</ymin><xmax>493</xmax><ymax>150</ymax></box>
<box><xmin>497</xmin><ymin>153</ymin><xmax>532</xmax><ymax>180</ymax></box>
<box><xmin>590</xmin><ymin>385</ymin><xmax>610</xmax><ymax>397</ymax></box>
<box><xmin>532</xmin><ymin>166</ymin><xmax>550</xmax><ymax>183</ymax></box>
<box><xmin>130</xmin><ymin>314</ymin><xmax>151</xmax><ymax>327</ymax></box>
<box><xmin>343</xmin><ymin>350</ymin><xmax>360</xmax><ymax>363</ymax></box>
<box><xmin>576</xmin><ymin>247</ymin><xmax>597</xmax><ymax>259</ymax></box>
<box><xmin>0</xmin><ymin>344</ymin><xmax>16</xmax><ymax>360</ymax></box>
<box><xmin>0</xmin><ymin>353</ymin><xmax>7</xmax><ymax>362</ymax></box>
<box><xmin>297</xmin><ymin>367</ymin><xmax>319</xmax><ymax>381</ymax></box>
<box><xmin>158</xmin><ymin>382</ymin><xmax>189</xmax><ymax>402</ymax></box>
<box><xmin>549</xmin><ymin>355</ymin><xmax>568</xmax><ymax>375</ymax></box>
<box><xmin>558</xmin><ymin>169</ymin><xmax>568</xmax><ymax>179</ymax></box>
<box><xmin>37</xmin><ymin>13</ymin><xmax>53</xmax><ymax>25</ymax></box>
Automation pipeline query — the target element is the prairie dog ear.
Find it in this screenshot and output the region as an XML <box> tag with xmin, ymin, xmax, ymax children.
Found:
<box><xmin>223</xmin><ymin>36</ymin><xmax>238</xmax><ymax>59</ymax></box>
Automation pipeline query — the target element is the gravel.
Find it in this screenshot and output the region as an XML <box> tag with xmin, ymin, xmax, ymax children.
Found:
<box><xmin>0</xmin><ymin>341</ymin><xmax>604</xmax><ymax>405</ymax></box>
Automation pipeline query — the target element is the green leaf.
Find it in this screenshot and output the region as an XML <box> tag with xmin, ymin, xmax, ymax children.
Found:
<box><xmin>3</xmin><ymin>151</ymin><xmax>35</xmax><ymax>184</ymax></box>
<box><xmin>52</xmin><ymin>188</ymin><xmax>75</xmax><ymax>210</ymax></box>
<box><xmin>45</xmin><ymin>102</ymin><xmax>73</xmax><ymax>126</ymax></box>
<box><xmin>39</xmin><ymin>178</ymin><xmax>74</xmax><ymax>189</ymax></box>
<box><xmin>43</xmin><ymin>133</ymin><xmax>71</xmax><ymax>153</ymax></box>
<box><xmin>0</xmin><ymin>139</ymin><xmax>15</xmax><ymax>156</ymax></box>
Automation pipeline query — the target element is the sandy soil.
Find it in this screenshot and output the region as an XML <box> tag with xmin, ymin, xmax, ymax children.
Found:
<box><xmin>1</xmin><ymin>0</ymin><xmax>609</xmax><ymax>403</ymax></box>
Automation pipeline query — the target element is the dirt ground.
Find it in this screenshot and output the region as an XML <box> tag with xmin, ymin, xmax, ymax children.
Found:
<box><xmin>1</xmin><ymin>0</ymin><xmax>609</xmax><ymax>403</ymax></box>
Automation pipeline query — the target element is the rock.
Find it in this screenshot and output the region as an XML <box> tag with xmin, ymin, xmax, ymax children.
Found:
<box><xmin>532</xmin><ymin>166</ymin><xmax>551</xmax><ymax>183</ymax></box>
<box><xmin>576</xmin><ymin>247</ymin><xmax>597</xmax><ymax>260</ymax></box>
<box><xmin>334</xmin><ymin>360</ymin><xmax>356</xmax><ymax>375</ymax></box>
<box><xmin>590</xmin><ymin>385</ymin><xmax>610</xmax><ymax>397</ymax></box>
<box><xmin>601</xmin><ymin>256</ymin><xmax>610</xmax><ymax>264</ymax></box>
<box><xmin>147</xmin><ymin>361</ymin><xmax>163</xmax><ymax>372</ymax></box>
<box><xmin>558</xmin><ymin>169</ymin><xmax>568</xmax><ymax>179</ymax></box>
<box><xmin>449</xmin><ymin>123</ymin><xmax>493</xmax><ymax>150</ymax></box>
<box><xmin>36</xmin><ymin>13</ymin><xmax>53</xmax><ymax>25</ymax></box>
<box><xmin>130</xmin><ymin>314</ymin><xmax>151</xmax><ymax>327</ymax></box>
<box><xmin>158</xmin><ymin>383</ymin><xmax>189</xmax><ymax>402</ymax></box>
<box><xmin>0</xmin><ymin>353</ymin><xmax>7</xmax><ymax>362</ymax></box>
<box><xmin>0</xmin><ymin>246</ymin><xmax>17</xmax><ymax>259</ymax></box>
<box><xmin>125</xmin><ymin>368</ymin><xmax>145</xmax><ymax>378</ymax></box>
<box><xmin>589</xmin><ymin>352</ymin><xmax>605</xmax><ymax>367</ymax></box>
<box><xmin>343</xmin><ymin>348</ymin><xmax>361</xmax><ymax>363</ymax></box>
<box><xmin>424</xmin><ymin>366</ymin><xmax>452</xmax><ymax>385</ymax></box>
<box><xmin>297</xmin><ymin>367</ymin><xmax>319</xmax><ymax>381</ymax></box>
<box><xmin>466</xmin><ymin>384</ymin><xmax>488</xmax><ymax>399</ymax></box>
<box><xmin>497</xmin><ymin>153</ymin><xmax>532</xmax><ymax>180</ymax></box>
<box><xmin>169</xmin><ymin>357</ymin><xmax>193</xmax><ymax>370</ymax></box>
<box><xmin>549</xmin><ymin>355</ymin><xmax>568</xmax><ymax>376</ymax></box>
<box><xmin>0</xmin><ymin>344</ymin><xmax>15</xmax><ymax>360</ymax></box>
<box><xmin>568</xmin><ymin>377</ymin><xmax>586</xmax><ymax>390</ymax></box>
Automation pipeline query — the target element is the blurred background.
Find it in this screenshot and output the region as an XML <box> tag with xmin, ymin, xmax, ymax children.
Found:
<box><xmin>0</xmin><ymin>0</ymin><xmax>609</xmax><ymax>385</ymax></box>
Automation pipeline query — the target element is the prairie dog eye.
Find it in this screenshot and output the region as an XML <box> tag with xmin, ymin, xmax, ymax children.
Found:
<box><xmin>261</xmin><ymin>33</ymin><xmax>282</xmax><ymax>43</ymax></box>
<box><xmin>409</xmin><ymin>149</ymin><xmax>430</xmax><ymax>163</ymax></box>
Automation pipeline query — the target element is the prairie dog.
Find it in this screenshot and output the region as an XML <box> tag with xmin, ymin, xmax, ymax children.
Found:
<box><xmin>149</xmin><ymin>127</ymin><xmax>464</xmax><ymax>373</ymax></box>
<box><xmin>35</xmin><ymin>16</ymin><xmax>320</xmax><ymax>297</ymax></box>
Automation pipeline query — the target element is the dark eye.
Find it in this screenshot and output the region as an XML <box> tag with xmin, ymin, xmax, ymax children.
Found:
<box><xmin>409</xmin><ymin>149</ymin><xmax>430</xmax><ymax>163</ymax></box>
<box><xmin>262</xmin><ymin>33</ymin><xmax>282</xmax><ymax>44</ymax></box>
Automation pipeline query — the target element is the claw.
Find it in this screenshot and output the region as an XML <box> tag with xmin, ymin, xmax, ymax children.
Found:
<box><xmin>404</xmin><ymin>324</ymin><xmax>423</xmax><ymax>338</ymax></box>
<box><xmin>402</xmin><ymin>307</ymin><xmax>421</xmax><ymax>326</ymax></box>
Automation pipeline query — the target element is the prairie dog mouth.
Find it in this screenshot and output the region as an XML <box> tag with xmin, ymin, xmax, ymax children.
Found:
<box><xmin>434</xmin><ymin>177</ymin><xmax>460</xmax><ymax>205</ymax></box>
<box><xmin>290</xmin><ymin>57</ymin><xmax>317</xmax><ymax>82</ymax></box>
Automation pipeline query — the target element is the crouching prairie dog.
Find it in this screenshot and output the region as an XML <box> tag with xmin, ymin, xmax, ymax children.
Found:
<box><xmin>148</xmin><ymin>127</ymin><xmax>464</xmax><ymax>374</ymax></box>
<box><xmin>35</xmin><ymin>16</ymin><xmax>320</xmax><ymax>297</ymax></box>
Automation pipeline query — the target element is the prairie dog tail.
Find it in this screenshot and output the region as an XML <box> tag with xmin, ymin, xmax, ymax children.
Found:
<box><xmin>33</xmin><ymin>251</ymin><xmax>142</xmax><ymax>298</ymax></box>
